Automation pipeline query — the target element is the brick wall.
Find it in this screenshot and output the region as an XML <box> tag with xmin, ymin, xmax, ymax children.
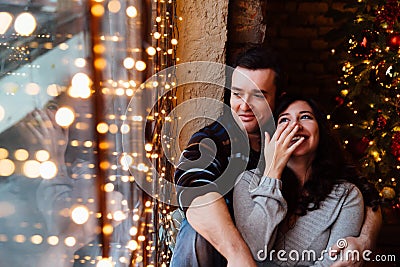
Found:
<box><xmin>262</xmin><ymin>0</ymin><xmax>354</xmax><ymax>108</ymax></box>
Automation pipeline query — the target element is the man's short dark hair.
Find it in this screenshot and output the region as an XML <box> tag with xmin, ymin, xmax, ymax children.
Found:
<box><xmin>224</xmin><ymin>46</ymin><xmax>285</xmax><ymax>106</ymax></box>
<box><xmin>235</xmin><ymin>46</ymin><xmax>284</xmax><ymax>95</ymax></box>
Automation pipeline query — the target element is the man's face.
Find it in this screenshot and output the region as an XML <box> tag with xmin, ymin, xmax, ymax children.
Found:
<box><xmin>230</xmin><ymin>67</ymin><xmax>276</xmax><ymax>134</ymax></box>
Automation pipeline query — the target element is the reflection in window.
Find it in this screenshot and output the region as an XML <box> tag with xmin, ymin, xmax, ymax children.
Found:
<box><xmin>0</xmin><ymin>0</ymin><xmax>179</xmax><ymax>266</ymax></box>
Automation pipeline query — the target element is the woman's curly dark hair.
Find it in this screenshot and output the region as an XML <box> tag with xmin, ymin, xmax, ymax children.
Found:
<box><xmin>274</xmin><ymin>94</ymin><xmax>380</xmax><ymax>216</ymax></box>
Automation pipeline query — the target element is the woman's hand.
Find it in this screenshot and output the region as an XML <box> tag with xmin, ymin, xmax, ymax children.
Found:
<box><xmin>263</xmin><ymin>122</ymin><xmax>304</xmax><ymax>179</ymax></box>
<box><xmin>25</xmin><ymin>108</ymin><xmax>68</xmax><ymax>167</ymax></box>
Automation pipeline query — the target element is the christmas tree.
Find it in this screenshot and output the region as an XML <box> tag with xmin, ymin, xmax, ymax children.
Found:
<box><xmin>329</xmin><ymin>0</ymin><xmax>400</xmax><ymax>208</ymax></box>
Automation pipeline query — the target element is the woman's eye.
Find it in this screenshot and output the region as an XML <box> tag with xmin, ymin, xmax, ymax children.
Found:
<box><xmin>254</xmin><ymin>94</ymin><xmax>264</xmax><ymax>99</ymax></box>
<box><xmin>232</xmin><ymin>92</ymin><xmax>240</xmax><ymax>97</ymax></box>
<box><xmin>300</xmin><ymin>115</ymin><xmax>312</xmax><ymax>120</ymax></box>
<box><xmin>278</xmin><ymin>117</ymin><xmax>289</xmax><ymax>124</ymax></box>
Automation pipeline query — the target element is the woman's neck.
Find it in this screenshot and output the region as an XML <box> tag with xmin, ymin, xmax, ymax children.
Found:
<box><xmin>287</xmin><ymin>155</ymin><xmax>314</xmax><ymax>186</ymax></box>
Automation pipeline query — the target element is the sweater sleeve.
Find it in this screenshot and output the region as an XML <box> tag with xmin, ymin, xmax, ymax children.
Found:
<box><xmin>310</xmin><ymin>183</ymin><xmax>364</xmax><ymax>267</ymax></box>
<box><xmin>233</xmin><ymin>171</ymin><xmax>287</xmax><ymax>262</ymax></box>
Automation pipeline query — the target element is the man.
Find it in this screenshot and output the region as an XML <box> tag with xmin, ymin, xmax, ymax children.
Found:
<box><xmin>170</xmin><ymin>47</ymin><xmax>381</xmax><ymax>267</ymax></box>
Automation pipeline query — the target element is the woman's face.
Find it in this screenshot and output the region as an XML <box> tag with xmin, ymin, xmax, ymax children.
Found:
<box><xmin>277</xmin><ymin>100</ymin><xmax>319</xmax><ymax>158</ymax></box>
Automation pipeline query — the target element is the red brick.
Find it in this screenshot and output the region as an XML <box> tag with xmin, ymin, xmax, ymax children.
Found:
<box><xmin>298</xmin><ymin>2</ymin><xmax>329</xmax><ymax>13</ymax></box>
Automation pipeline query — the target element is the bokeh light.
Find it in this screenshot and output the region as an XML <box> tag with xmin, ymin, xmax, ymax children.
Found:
<box><xmin>0</xmin><ymin>148</ymin><xmax>8</xmax><ymax>159</ymax></box>
<box><xmin>129</xmin><ymin>226</ymin><xmax>138</xmax><ymax>236</ymax></box>
<box><xmin>123</xmin><ymin>57</ymin><xmax>135</xmax><ymax>69</ymax></box>
<box><xmin>14</xmin><ymin>12</ymin><xmax>36</xmax><ymax>35</ymax></box>
<box><xmin>97</xmin><ymin>258</ymin><xmax>113</xmax><ymax>267</ymax></box>
<box><xmin>35</xmin><ymin>150</ymin><xmax>50</xmax><ymax>162</ymax></box>
<box><xmin>64</xmin><ymin>236</ymin><xmax>76</xmax><ymax>247</ymax></box>
<box><xmin>126</xmin><ymin>6</ymin><xmax>138</xmax><ymax>18</ymax></box>
<box><xmin>108</xmin><ymin>0</ymin><xmax>121</xmax><ymax>13</ymax></box>
<box><xmin>25</xmin><ymin>83</ymin><xmax>41</xmax><ymax>95</ymax></box>
<box><xmin>39</xmin><ymin>161</ymin><xmax>58</xmax><ymax>179</ymax></box>
<box><xmin>135</xmin><ymin>60</ymin><xmax>146</xmax><ymax>71</ymax></box>
<box><xmin>91</xmin><ymin>4</ymin><xmax>105</xmax><ymax>17</ymax></box>
<box><xmin>0</xmin><ymin>12</ymin><xmax>13</xmax><ymax>34</ymax></box>
<box><xmin>55</xmin><ymin>107</ymin><xmax>75</xmax><ymax>127</ymax></box>
<box><xmin>14</xmin><ymin>149</ymin><xmax>29</xmax><ymax>161</ymax></box>
<box><xmin>23</xmin><ymin>160</ymin><xmax>41</xmax><ymax>178</ymax></box>
<box><xmin>47</xmin><ymin>236</ymin><xmax>59</xmax><ymax>246</ymax></box>
<box><xmin>31</xmin><ymin>235</ymin><xmax>43</xmax><ymax>245</ymax></box>
<box><xmin>46</xmin><ymin>84</ymin><xmax>61</xmax><ymax>97</ymax></box>
<box><xmin>0</xmin><ymin>159</ymin><xmax>15</xmax><ymax>176</ymax></box>
<box><xmin>127</xmin><ymin>240</ymin><xmax>138</xmax><ymax>251</ymax></box>
<box><xmin>74</xmin><ymin>58</ymin><xmax>87</xmax><ymax>68</ymax></box>
<box><xmin>71</xmin><ymin>205</ymin><xmax>90</xmax><ymax>225</ymax></box>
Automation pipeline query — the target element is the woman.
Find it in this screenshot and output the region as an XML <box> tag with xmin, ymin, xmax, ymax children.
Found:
<box><xmin>234</xmin><ymin>95</ymin><xmax>369</xmax><ymax>266</ymax></box>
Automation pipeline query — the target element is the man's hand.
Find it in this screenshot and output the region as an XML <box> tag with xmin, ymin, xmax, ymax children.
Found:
<box><xmin>330</xmin><ymin>236</ymin><xmax>366</xmax><ymax>267</ymax></box>
<box><xmin>330</xmin><ymin>207</ymin><xmax>382</xmax><ymax>267</ymax></box>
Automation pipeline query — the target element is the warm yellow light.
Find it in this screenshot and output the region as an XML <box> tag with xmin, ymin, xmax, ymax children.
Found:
<box><xmin>0</xmin><ymin>12</ymin><xmax>13</xmax><ymax>34</ymax></box>
<box><xmin>64</xmin><ymin>236</ymin><xmax>76</xmax><ymax>247</ymax></box>
<box><xmin>14</xmin><ymin>12</ymin><xmax>36</xmax><ymax>35</ymax></box>
<box><xmin>25</xmin><ymin>83</ymin><xmax>41</xmax><ymax>95</ymax></box>
<box><xmin>156</xmin><ymin>16</ymin><xmax>161</xmax><ymax>22</ymax></box>
<box><xmin>127</xmin><ymin>240</ymin><xmax>138</xmax><ymax>251</ymax></box>
<box><xmin>138</xmin><ymin>235</ymin><xmax>145</xmax><ymax>241</ymax></box>
<box><xmin>135</xmin><ymin>61</ymin><xmax>146</xmax><ymax>71</ymax></box>
<box><xmin>97</xmin><ymin>122</ymin><xmax>109</xmax><ymax>134</ymax></box>
<box><xmin>95</xmin><ymin>58</ymin><xmax>107</xmax><ymax>70</ymax></box>
<box><xmin>108</xmin><ymin>0</ymin><xmax>121</xmax><ymax>13</ymax></box>
<box><xmin>35</xmin><ymin>150</ymin><xmax>50</xmax><ymax>162</ymax></box>
<box><xmin>74</xmin><ymin>58</ymin><xmax>86</xmax><ymax>68</ymax></box>
<box><xmin>93</xmin><ymin>44</ymin><xmax>106</xmax><ymax>54</ymax></box>
<box><xmin>171</xmin><ymin>39</ymin><xmax>178</xmax><ymax>45</ymax></box>
<box><xmin>71</xmin><ymin>205</ymin><xmax>90</xmax><ymax>225</ymax></box>
<box><xmin>103</xmin><ymin>224</ymin><xmax>114</xmax><ymax>235</ymax></box>
<box><xmin>47</xmin><ymin>236</ymin><xmax>59</xmax><ymax>246</ymax></box>
<box><xmin>145</xmin><ymin>143</ymin><xmax>153</xmax><ymax>151</ymax></box>
<box><xmin>23</xmin><ymin>160</ymin><xmax>41</xmax><ymax>178</ymax></box>
<box><xmin>55</xmin><ymin>107</ymin><xmax>75</xmax><ymax>127</ymax></box>
<box><xmin>15</xmin><ymin>149</ymin><xmax>29</xmax><ymax>161</ymax></box>
<box><xmin>31</xmin><ymin>235</ymin><xmax>43</xmax><ymax>245</ymax></box>
<box><xmin>133</xmin><ymin>214</ymin><xmax>140</xmax><ymax>221</ymax></box>
<box><xmin>341</xmin><ymin>89</ymin><xmax>349</xmax><ymax>96</ymax></box>
<box><xmin>104</xmin><ymin>183</ymin><xmax>114</xmax><ymax>192</ymax></box>
<box><xmin>126</xmin><ymin>6</ymin><xmax>138</xmax><ymax>18</ymax></box>
<box><xmin>91</xmin><ymin>4</ymin><xmax>105</xmax><ymax>17</ymax></box>
<box><xmin>146</xmin><ymin>47</ymin><xmax>156</xmax><ymax>56</ymax></box>
<box><xmin>97</xmin><ymin>258</ymin><xmax>113</xmax><ymax>267</ymax></box>
<box><xmin>129</xmin><ymin>226</ymin><xmax>138</xmax><ymax>236</ymax></box>
<box><xmin>14</xmin><ymin>235</ymin><xmax>26</xmax><ymax>243</ymax></box>
<box><xmin>123</xmin><ymin>57</ymin><xmax>135</xmax><ymax>69</ymax></box>
<box><xmin>153</xmin><ymin>32</ymin><xmax>161</xmax><ymax>39</ymax></box>
<box><xmin>113</xmin><ymin>211</ymin><xmax>126</xmax><ymax>221</ymax></box>
<box><xmin>0</xmin><ymin>159</ymin><xmax>15</xmax><ymax>176</ymax></box>
<box><xmin>39</xmin><ymin>161</ymin><xmax>57</xmax><ymax>179</ymax></box>
<box><xmin>120</xmin><ymin>154</ymin><xmax>133</xmax><ymax>168</ymax></box>
<box><xmin>46</xmin><ymin>84</ymin><xmax>61</xmax><ymax>97</ymax></box>
<box><xmin>0</xmin><ymin>148</ymin><xmax>8</xmax><ymax>159</ymax></box>
<box><xmin>120</xmin><ymin>124</ymin><xmax>130</xmax><ymax>134</ymax></box>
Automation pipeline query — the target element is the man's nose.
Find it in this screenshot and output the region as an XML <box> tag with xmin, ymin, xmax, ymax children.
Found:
<box><xmin>240</xmin><ymin>95</ymin><xmax>252</xmax><ymax>110</ymax></box>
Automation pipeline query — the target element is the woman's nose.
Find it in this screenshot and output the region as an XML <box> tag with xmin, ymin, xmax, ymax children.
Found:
<box><xmin>294</xmin><ymin>122</ymin><xmax>303</xmax><ymax>130</ymax></box>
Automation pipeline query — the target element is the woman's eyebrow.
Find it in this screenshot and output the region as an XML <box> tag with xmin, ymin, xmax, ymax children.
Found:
<box><xmin>278</xmin><ymin>112</ymin><xmax>289</xmax><ymax>118</ymax></box>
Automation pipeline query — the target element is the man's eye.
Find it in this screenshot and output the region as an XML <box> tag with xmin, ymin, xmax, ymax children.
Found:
<box><xmin>254</xmin><ymin>94</ymin><xmax>264</xmax><ymax>98</ymax></box>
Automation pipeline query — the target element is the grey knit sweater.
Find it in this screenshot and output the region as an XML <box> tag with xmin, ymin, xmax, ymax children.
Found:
<box><xmin>233</xmin><ymin>169</ymin><xmax>364</xmax><ymax>267</ymax></box>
